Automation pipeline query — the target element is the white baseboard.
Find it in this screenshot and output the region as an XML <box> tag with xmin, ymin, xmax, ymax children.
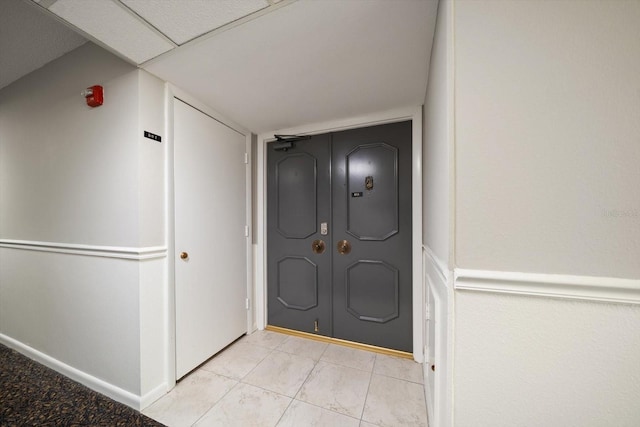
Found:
<box><xmin>0</xmin><ymin>333</ymin><xmax>143</xmax><ymax>410</ymax></box>
<box><xmin>140</xmin><ymin>382</ymin><xmax>169</xmax><ymax>410</ymax></box>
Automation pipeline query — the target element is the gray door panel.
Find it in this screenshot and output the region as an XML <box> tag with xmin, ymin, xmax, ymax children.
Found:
<box><xmin>332</xmin><ymin>122</ymin><xmax>413</xmax><ymax>352</ymax></box>
<box><xmin>267</xmin><ymin>134</ymin><xmax>332</xmax><ymax>335</ymax></box>
<box><xmin>345</xmin><ymin>143</ymin><xmax>399</xmax><ymax>241</ymax></box>
<box><xmin>267</xmin><ymin>121</ymin><xmax>412</xmax><ymax>352</ymax></box>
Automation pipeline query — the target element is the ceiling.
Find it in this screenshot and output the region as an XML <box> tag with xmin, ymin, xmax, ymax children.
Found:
<box><xmin>2</xmin><ymin>0</ymin><xmax>438</xmax><ymax>133</ymax></box>
<box><xmin>0</xmin><ymin>0</ymin><xmax>86</xmax><ymax>91</ymax></box>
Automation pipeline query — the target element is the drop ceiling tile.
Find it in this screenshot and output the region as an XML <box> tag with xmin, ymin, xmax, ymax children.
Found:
<box><xmin>49</xmin><ymin>0</ymin><xmax>175</xmax><ymax>64</ymax></box>
<box><xmin>144</xmin><ymin>0</ymin><xmax>436</xmax><ymax>133</ymax></box>
<box><xmin>31</xmin><ymin>0</ymin><xmax>58</xmax><ymax>8</ymax></box>
<box><xmin>120</xmin><ymin>0</ymin><xmax>270</xmax><ymax>45</ymax></box>
<box><xmin>1</xmin><ymin>0</ymin><xmax>86</xmax><ymax>89</ymax></box>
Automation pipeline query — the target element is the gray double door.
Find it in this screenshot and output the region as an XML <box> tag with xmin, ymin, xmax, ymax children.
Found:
<box><xmin>267</xmin><ymin>121</ymin><xmax>412</xmax><ymax>352</ymax></box>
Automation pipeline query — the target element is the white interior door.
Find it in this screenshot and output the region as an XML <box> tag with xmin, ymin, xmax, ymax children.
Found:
<box><xmin>174</xmin><ymin>99</ymin><xmax>248</xmax><ymax>379</ymax></box>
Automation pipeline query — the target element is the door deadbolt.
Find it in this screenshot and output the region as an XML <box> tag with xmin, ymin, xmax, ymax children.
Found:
<box><xmin>180</xmin><ymin>252</ymin><xmax>189</xmax><ymax>260</ymax></box>
<box><xmin>320</xmin><ymin>222</ymin><xmax>328</xmax><ymax>236</ymax></box>
<box><xmin>311</xmin><ymin>240</ymin><xmax>326</xmax><ymax>254</ymax></box>
<box><xmin>337</xmin><ymin>240</ymin><xmax>351</xmax><ymax>255</ymax></box>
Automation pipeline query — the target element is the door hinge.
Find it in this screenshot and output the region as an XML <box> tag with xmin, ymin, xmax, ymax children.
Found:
<box><xmin>244</xmin><ymin>225</ymin><xmax>249</xmax><ymax>237</ymax></box>
<box><xmin>244</xmin><ymin>153</ymin><xmax>248</xmax><ymax>164</ymax></box>
<box><xmin>245</xmin><ymin>298</ymin><xmax>250</xmax><ymax>310</ymax></box>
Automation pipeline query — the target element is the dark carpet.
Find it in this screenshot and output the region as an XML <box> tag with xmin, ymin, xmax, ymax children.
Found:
<box><xmin>0</xmin><ymin>344</ymin><xmax>165</xmax><ymax>426</ymax></box>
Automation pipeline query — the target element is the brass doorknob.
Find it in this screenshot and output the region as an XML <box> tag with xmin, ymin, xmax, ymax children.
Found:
<box><xmin>311</xmin><ymin>239</ymin><xmax>325</xmax><ymax>254</ymax></box>
<box><xmin>180</xmin><ymin>252</ymin><xmax>189</xmax><ymax>260</ymax></box>
<box><xmin>337</xmin><ymin>240</ymin><xmax>351</xmax><ymax>255</ymax></box>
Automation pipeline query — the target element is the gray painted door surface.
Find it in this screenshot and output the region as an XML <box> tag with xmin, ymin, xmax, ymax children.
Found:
<box><xmin>267</xmin><ymin>133</ymin><xmax>332</xmax><ymax>336</ymax></box>
<box><xmin>267</xmin><ymin>121</ymin><xmax>412</xmax><ymax>352</ymax></box>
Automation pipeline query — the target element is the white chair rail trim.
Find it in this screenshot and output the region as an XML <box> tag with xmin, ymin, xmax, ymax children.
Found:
<box><xmin>0</xmin><ymin>239</ymin><xmax>167</xmax><ymax>260</ymax></box>
<box><xmin>455</xmin><ymin>268</ymin><xmax>640</xmax><ymax>305</ymax></box>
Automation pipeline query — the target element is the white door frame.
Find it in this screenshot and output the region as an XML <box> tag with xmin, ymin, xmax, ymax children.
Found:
<box><xmin>256</xmin><ymin>106</ymin><xmax>424</xmax><ymax>362</ymax></box>
<box><xmin>164</xmin><ymin>84</ymin><xmax>254</xmax><ymax>387</ymax></box>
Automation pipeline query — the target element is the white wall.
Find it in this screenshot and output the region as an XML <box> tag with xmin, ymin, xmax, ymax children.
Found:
<box><xmin>422</xmin><ymin>0</ymin><xmax>454</xmax><ymax>425</ymax></box>
<box><xmin>0</xmin><ymin>43</ymin><xmax>167</xmax><ymax>407</ymax></box>
<box><xmin>0</xmin><ymin>248</ymin><xmax>141</xmax><ymax>392</ymax></box>
<box><xmin>137</xmin><ymin>71</ymin><xmax>168</xmax><ymax>402</ymax></box>
<box><xmin>450</xmin><ymin>1</ymin><xmax>640</xmax><ymax>426</ymax></box>
<box><xmin>454</xmin><ymin>291</ymin><xmax>640</xmax><ymax>426</ymax></box>
<box><xmin>0</xmin><ymin>44</ymin><xmax>139</xmax><ymax>246</ymax></box>
<box><xmin>423</xmin><ymin>0</ymin><xmax>451</xmax><ymax>265</ymax></box>
<box><xmin>138</xmin><ymin>71</ymin><xmax>166</xmax><ymax>248</ymax></box>
<box><xmin>454</xmin><ymin>0</ymin><xmax>640</xmax><ymax>278</ymax></box>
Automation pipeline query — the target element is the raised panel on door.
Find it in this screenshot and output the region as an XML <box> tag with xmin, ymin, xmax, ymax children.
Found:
<box><xmin>267</xmin><ymin>135</ymin><xmax>332</xmax><ymax>335</ymax></box>
<box><xmin>174</xmin><ymin>99</ymin><xmax>248</xmax><ymax>379</ymax></box>
<box><xmin>346</xmin><ymin>143</ymin><xmax>399</xmax><ymax>241</ymax></box>
<box><xmin>331</xmin><ymin>121</ymin><xmax>413</xmax><ymax>352</ymax></box>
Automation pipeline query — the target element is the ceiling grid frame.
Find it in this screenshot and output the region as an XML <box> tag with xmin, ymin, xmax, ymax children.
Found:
<box><xmin>5</xmin><ymin>0</ymin><xmax>438</xmax><ymax>134</ymax></box>
<box><xmin>119</xmin><ymin>0</ymin><xmax>272</xmax><ymax>46</ymax></box>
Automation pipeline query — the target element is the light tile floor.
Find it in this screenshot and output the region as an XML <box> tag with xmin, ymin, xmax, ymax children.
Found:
<box><xmin>144</xmin><ymin>330</ymin><xmax>428</xmax><ymax>427</ymax></box>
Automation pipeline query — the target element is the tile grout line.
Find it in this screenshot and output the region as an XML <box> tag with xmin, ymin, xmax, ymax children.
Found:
<box><xmin>288</xmin><ymin>339</ymin><xmax>324</xmax><ymax>401</ymax></box>
<box><xmin>287</xmin><ymin>353</ymin><xmax>367</xmax><ymax>424</ymax></box>
<box><xmin>359</xmin><ymin>353</ymin><xmax>378</xmax><ymax>423</ymax></box>
<box><xmin>263</xmin><ymin>360</ymin><xmax>297</xmax><ymax>427</ymax></box>
<box><xmin>189</xmin><ymin>334</ymin><xmax>283</xmax><ymax>425</ymax></box>
<box><xmin>240</xmin><ymin>335</ymin><xmax>319</xmax><ymax>402</ymax></box>
<box><xmin>263</xmin><ymin>335</ymin><xmax>325</xmax><ymax>426</ymax></box>
<box><xmin>276</xmin><ymin>352</ymin><xmax>316</xmax><ymax>398</ymax></box>
<box><xmin>238</xmin><ymin>341</ymin><xmax>278</xmax><ymax>382</ymax></box>
<box><xmin>191</xmin><ymin>331</ymin><xmax>415</xmax><ymax>426</ymax></box>
<box><xmin>373</xmin><ymin>372</ymin><xmax>425</xmax><ymax>385</ymax></box>
<box><xmin>188</xmin><ymin>378</ymin><xmax>241</xmax><ymax>427</ymax></box>
<box><xmin>290</xmin><ymin>398</ymin><xmax>362</xmax><ymax>423</ymax></box>
<box><xmin>200</xmin><ymin>342</ymin><xmax>275</xmax><ymax>381</ymax></box>
<box><xmin>371</xmin><ymin>352</ymin><xmax>426</xmax><ymax>385</ymax></box>
<box><xmin>317</xmin><ymin>343</ymin><xmax>378</xmax><ymax>373</ymax></box>
<box><xmin>272</xmin><ymin>393</ymin><xmax>296</xmax><ymax>426</ymax></box>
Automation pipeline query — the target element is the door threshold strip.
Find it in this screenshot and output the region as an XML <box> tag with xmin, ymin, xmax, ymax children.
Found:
<box><xmin>265</xmin><ymin>325</ymin><xmax>413</xmax><ymax>360</ymax></box>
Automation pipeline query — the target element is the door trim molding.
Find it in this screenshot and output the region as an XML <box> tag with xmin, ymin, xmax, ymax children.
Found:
<box><xmin>424</xmin><ymin>245</ymin><xmax>454</xmax><ymax>427</ymax></box>
<box><xmin>256</xmin><ymin>106</ymin><xmax>424</xmax><ymax>362</ymax></box>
